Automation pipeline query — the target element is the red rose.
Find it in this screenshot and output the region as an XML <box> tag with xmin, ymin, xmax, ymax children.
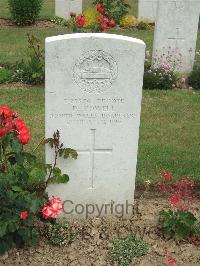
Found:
<box><xmin>101</xmin><ymin>23</ymin><xmax>110</xmax><ymax>31</ymax></box>
<box><xmin>20</xmin><ymin>211</ymin><xmax>28</xmax><ymax>220</ymax></box>
<box><xmin>103</xmin><ymin>17</ymin><xmax>109</xmax><ymax>23</ymax></box>
<box><xmin>14</xmin><ymin>118</ymin><xmax>26</xmax><ymax>131</ymax></box>
<box><xmin>97</xmin><ymin>3</ymin><xmax>106</xmax><ymax>15</ymax></box>
<box><xmin>0</xmin><ymin>106</ymin><xmax>12</xmax><ymax>119</ymax></box>
<box><xmin>4</xmin><ymin>119</ymin><xmax>13</xmax><ymax>131</ymax></box>
<box><xmin>76</xmin><ymin>15</ymin><xmax>86</xmax><ymax>27</ymax></box>
<box><xmin>17</xmin><ymin>127</ymin><xmax>30</xmax><ymax>145</ymax></box>
<box><xmin>97</xmin><ymin>16</ymin><xmax>103</xmax><ymax>23</ymax></box>
<box><xmin>109</xmin><ymin>19</ymin><xmax>116</xmax><ymax>28</ymax></box>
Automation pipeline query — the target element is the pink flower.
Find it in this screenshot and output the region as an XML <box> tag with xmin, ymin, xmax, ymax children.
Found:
<box><xmin>167</xmin><ymin>256</ymin><xmax>177</xmax><ymax>265</ymax></box>
<box><xmin>41</xmin><ymin>197</ymin><xmax>63</xmax><ymax>219</ymax></box>
<box><xmin>170</xmin><ymin>194</ymin><xmax>181</xmax><ymax>207</ymax></box>
<box><xmin>49</xmin><ymin>197</ymin><xmax>63</xmax><ymax>211</ymax></box>
<box><xmin>41</xmin><ymin>205</ymin><xmax>59</xmax><ymax>219</ymax></box>
<box><xmin>160</xmin><ymin>172</ymin><xmax>173</xmax><ymax>182</ymax></box>
<box><xmin>161</xmin><ymin>63</ymin><xmax>169</xmax><ymax>70</ymax></box>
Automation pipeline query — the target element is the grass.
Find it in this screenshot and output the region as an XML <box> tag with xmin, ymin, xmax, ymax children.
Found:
<box><xmin>0</xmin><ymin>0</ymin><xmax>138</xmax><ymax>20</ymax></box>
<box><xmin>0</xmin><ymin>27</ymin><xmax>154</xmax><ymax>65</ymax></box>
<box><xmin>0</xmin><ymin>86</ymin><xmax>200</xmax><ymax>184</ymax></box>
<box><xmin>0</xmin><ymin>27</ymin><xmax>71</xmax><ymax>65</ymax></box>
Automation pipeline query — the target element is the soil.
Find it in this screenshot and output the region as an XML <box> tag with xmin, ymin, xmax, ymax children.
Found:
<box><xmin>0</xmin><ymin>190</ymin><xmax>199</xmax><ymax>266</ymax></box>
<box><xmin>0</xmin><ymin>19</ymin><xmax>63</xmax><ymax>29</ymax></box>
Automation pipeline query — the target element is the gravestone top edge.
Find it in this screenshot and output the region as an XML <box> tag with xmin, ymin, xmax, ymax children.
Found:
<box><xmin>45</xmin><ymin>33</ymin><xmax>146</xmax><ymax>47</ymax></box>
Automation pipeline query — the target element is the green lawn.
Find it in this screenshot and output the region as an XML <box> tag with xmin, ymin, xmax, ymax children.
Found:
<box><xmin>0</xmin><ymin>0</ymin><xmax>138</xmax><ymax>20</ymax></box>
<box><xmin>0</xmin><ymin>86</ymin><xmax>200</xmax><ymax>184</ymax></box>
<box><xmin>0</xmin><ymin>27</ymin><xmax>154</xmax><ymax>66</ymax></box>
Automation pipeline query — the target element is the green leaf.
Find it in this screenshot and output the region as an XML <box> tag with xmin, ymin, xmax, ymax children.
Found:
<box><xmin>49</xmin><ymin>173</ymin><xmax>69</xmax><ymax>184</ymax></box>
<box><xmin>178</xmin><ymin>211</ymin><xmax>197</xmax><ymax>226</ymax></box>
<box><xmin>0</xmin><ymin>235</ymin><xmax>13</xmax><ymax>255</ymax></box>
<box><xmin>53</xmin><ymin>167</ymin><xmax>61</xmax><ymax>176</ymax></box>
<box><xmin>10</xmin><ymin>137</ymin><xmax>22</xmax><ymax>154</ymax></box>
<box><xmin>64</xmin><ymin>148</ymin><xmax>78</xmax><ymax>160</ymax></box>
<box><xmin>29</xmin><ymin>198</ymin><xmax>41</xmax><ymax>213</ymax></box>
<box><xmin>7</xmin><ymin>221</ymin><xmax>19</xmax><ymax>233</ymax></box>
<box><xmin>11</xmin><ymin>186</ymin><xmax>23</xmax><ymax>192</ymax></box>
<box><xmin>28</xmin><ymin>166</ymin><xmax>46</xmax><ymax>186</ymax></box>
<box><xmin>0</xmin><ymin>223</ymin><xmax>7</xmax><ymax>238</ymax></box>
<box><xmin>15</xmin><ymin>153</ymin><xmax>25</xmax><ymax>165</ymax></box>
<box><xmin>59</xmin><ymin>148</ymin><xmax>64</xmax><ymax>157</ymax></box>
<box><xmin>23</xmin><ymin>152</ymin><xmax>36</xmax><ymax>164</ymax></box>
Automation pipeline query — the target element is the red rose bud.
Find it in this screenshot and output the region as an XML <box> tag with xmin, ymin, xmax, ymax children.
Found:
<box><xmin>70</xmin><ymin>12</ymin><xmax>76</xmax><ymax>17</ymax></box>
<box><xmin>20</xmin><ymin>211</ymin><xmax>28</xmax><ymax>220</ymax></box>
<box><xmin>12</xmin><ymin>111</ymin><xmax>19</xmax><ymax>118</ymax></box>
<box><xmin>76</xmin><ymin>15</ymin><xmax>86</xmax><ymax>27</ymax></box>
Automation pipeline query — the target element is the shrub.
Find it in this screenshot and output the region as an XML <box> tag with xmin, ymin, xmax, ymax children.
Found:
<box><xmin>159</xmin><ymin>172</ymin><xmax>200</xmax><ymax>241</ymax></box>
<box><xmin>120</xmin><ymin>15</ymin><xmax>137</xmax><ymax>28</ymax></box>
<box><xmin>42</xmin><ymin>221</ymin><xmax>73</xmax><ymax>246</ymax></box>
<box><xmin>111</xmin><ymin>235</ymin><xmax>148</xmax><ymax>266</ymax></box>
<box><xmin>8</xmin><ymin>0</ymin><xmax>43</xmax><ymax>25</ymax></box>
<box><xmin>143</xmin><ymin>49</ymin><xmax>181</xmax><ymax>90</ymax></box>
<box><xmin>143</xmin><ymin>66</ymin><xmax>178</xmax><ymax>90</ymax></box>
<box><xmin>137</xmin><ymin>20</ymin><xmax>150</xmax><ymax>30</ymax></box>
<box><xmin>83</xmin><ymin>8</ymin><xmax>99</xmax><ymax>28</ymax></box>
<box><xmin>0</xmin><ymin>106</ymin><xmax>77</xmax><ymax>254</ymax></box>
<box><xmin>13</xmin><ymin>34</ymin><xmax>44</xmax><ymax>84</ymax></box>
<box><xmin>0</xmin><ymin>68</ymin><xmax>13</xmax><ymax>84</ymax></box>
<box><xmin>93</xmin><ymin>0</ymin><xmax>130</xmax><ymax>24</ymax></box>
<box><xmin>188</xmin><ymin>66</ymin><xmax>200</xmax><ymax>90</ymax></box>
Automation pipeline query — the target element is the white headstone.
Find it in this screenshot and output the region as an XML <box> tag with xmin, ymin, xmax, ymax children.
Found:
<box><xmin>138</xmin><ymin>0</ymin><xmax>158</xmax><ymax>22</ymax></box>
<box><xmin>45</xmin><ymin>33</ymin><xmax>145</xmax><ymax>218</ymax></box>
<box><xmin>153</xmin><ymin>0</ymin><xmax>200</xmax><ymax>73</ymax></box>
<box><xmin>55</xmin><ymin>0</ymin><xmax>82</xmax><ymax>20</ymax></box>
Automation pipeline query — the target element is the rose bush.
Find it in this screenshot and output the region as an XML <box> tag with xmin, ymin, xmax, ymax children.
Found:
<box><xmin>93</xmin><ymin>0</ymin><xmax>130</xmax><ymax>24</ymax></box>
<box><xmin>0</xmin><ymin>106</ymin><xmax>77</xmax><ymax>255</ymax></box>
<box><xmin>92</xmin><ymin>2</ymin><xmax>117</xmax><ymax>32</ymax></box>
<box><xmin>159</xmin><ymin>172</ymin><xmax>200</xmax><ymax>241</ymax></box>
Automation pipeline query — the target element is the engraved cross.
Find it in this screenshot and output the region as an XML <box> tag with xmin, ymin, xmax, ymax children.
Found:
<box><xmin>168</xmin><ymin>27</ymin><xmax>184</xmax><ymax>50</ymax></box>
<box><xmin>77</xmin><ymin>129</ymin><xmax>113</xmax><ymax>189</ymax></box>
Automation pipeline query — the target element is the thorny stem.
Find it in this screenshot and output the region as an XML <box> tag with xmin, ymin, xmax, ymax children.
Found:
<box><xmin>45</xmin><ymin>134</ymin><xmax>60</xmax><ymax>189</ymax></box>
<box><xmin>33</xmin><ymin>137</ymin><xmax>45</xmax><ymax>152</ymax></box>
